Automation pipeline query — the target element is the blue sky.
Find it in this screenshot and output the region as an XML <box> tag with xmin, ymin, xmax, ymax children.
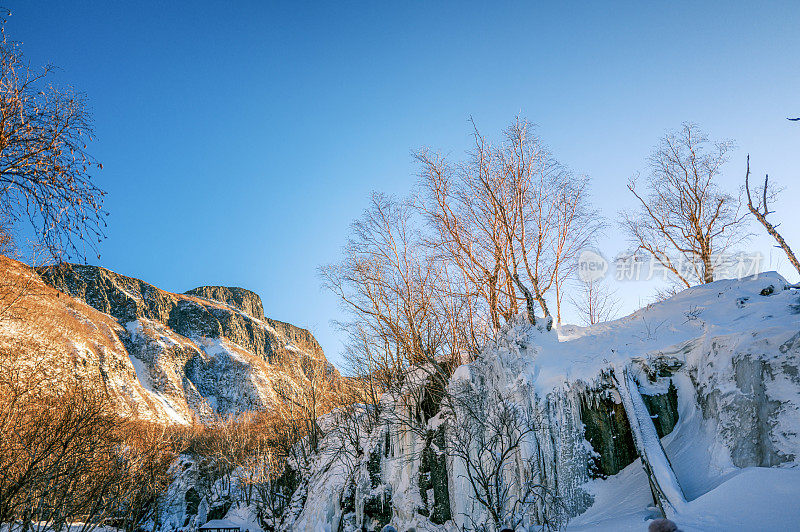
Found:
<box><xmin>7</xmin><ymin>2</ymin><xmax>799</xmax><ymax>368</ymax></box>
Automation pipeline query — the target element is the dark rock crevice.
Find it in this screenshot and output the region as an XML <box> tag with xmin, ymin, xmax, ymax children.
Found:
<box><xmin>418</xmin><ymin>426</ymin><xmax>452</xmax><ymax>524</ymax></box>
<box><xmin>363</xmin><ymin>433</ymin><xmax>392</xmax><ymax>530</ymax></box>
<box><xmin>580</xmin><ymin>380</ymin><xmax>679</xmax><ymax>478</ymax></box>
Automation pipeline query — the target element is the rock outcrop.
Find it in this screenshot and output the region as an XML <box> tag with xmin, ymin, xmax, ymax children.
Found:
<box><xmin>0</xmin><ymin>257</ymin><xmax>336</xmax><ymax>424</ymax></box>
<box><xmin>184</xmin><ymin>285</ymin><xmax>265</xmax><ymax>320</ymax></box>
<box><xmin>38</xmin><ymin>264</ymin><xmax>323</xmax><ymax>363</ymax></box>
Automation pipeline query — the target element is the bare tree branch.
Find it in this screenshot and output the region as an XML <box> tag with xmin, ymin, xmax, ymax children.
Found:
<box><xmin>744</xmin><ymin>154</ymin><xmax>800</xmax><ymax>276</ymax></box>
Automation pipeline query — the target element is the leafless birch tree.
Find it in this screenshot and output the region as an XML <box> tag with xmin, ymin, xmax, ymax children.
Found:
<box><xmin>418</xmin><ymin>117</ymin><xmax>600</xmax><ymax>326</ymax></box>
<box><xmin>621</xmin><ymin>123</ymin><xmax>747</xmax><ymax>287</ymax></box>
<box><xmin>322</xmin><ymin>193</ymin><xmax>452</xmax><ymax>391</ymax></box>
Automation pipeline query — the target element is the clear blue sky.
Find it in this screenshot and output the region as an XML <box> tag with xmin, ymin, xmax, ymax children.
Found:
<box><xmin>7</xmin><ymin>2</ymin><xmax>799</xmax><ymax>368</ymax></box>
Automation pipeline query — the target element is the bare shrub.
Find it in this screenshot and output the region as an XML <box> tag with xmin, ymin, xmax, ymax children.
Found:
<box><xmin>570</xmin><ymin>278</ymin><xmax>621</xmax><ymax>326</ymax></box>
<box><xmin>111</xmin><ymin>421</ymin><xmax>179</xmax><ymax>532</ymax></box>
<box><xmin>0</xmin><ymin>344</ymin><xmax>178</xmax><ymax>532</ymax></box>
<box><xmin>446</xmin><ymin>385</ymin><xmax>563</xmax><ymax>530</ymax></box>
<box><xmin>0</xmin><ymin>369</ymin><xmax>118</xmax><ymax>532</ymax></box>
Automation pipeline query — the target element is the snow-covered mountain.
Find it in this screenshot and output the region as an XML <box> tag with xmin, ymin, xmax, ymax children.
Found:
<box><xmin>5</xmin><ymin>254</ymin><xmax>799</xmax><ymax>531</ymax></box>
<box><xmin>0</xmin><ymin>256</ymin><xmax>336</xmax><ymax>424</ymax></box>
<box><xmin>280</xmin><ymin>273</ymin><xmax>800</xmax><ymax>531</ymax></box>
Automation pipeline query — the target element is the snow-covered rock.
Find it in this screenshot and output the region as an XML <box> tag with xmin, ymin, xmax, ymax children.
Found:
<box><xmin>290</xmin><ymin>272</ymin><xmax>800</xmax><ymax>531</ymax></box>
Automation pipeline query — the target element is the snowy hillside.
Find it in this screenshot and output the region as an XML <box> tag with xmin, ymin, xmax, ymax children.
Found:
<box><xmin>0</xmin><ymin>257</ymin><xmax>336</xmax><ymax>424</ymax></box>
<box><xmin>271</xmin><ymin>272</ymin><xmax>799</xmax><ymax>531</ymax></box>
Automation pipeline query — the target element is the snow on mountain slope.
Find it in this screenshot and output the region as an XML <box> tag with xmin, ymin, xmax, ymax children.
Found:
<box><xmin>0</xmin><ymin>256</ymin><xmax>337</xmax><ymax>424</ymax></box>
<box><xmin>286</xmin><ymin>272</ymin><xmax>800</xmax><ymax>531</ymax></box>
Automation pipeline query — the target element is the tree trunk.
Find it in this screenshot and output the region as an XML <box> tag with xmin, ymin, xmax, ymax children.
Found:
<box><xmin>512</xmin><ymin>274</ymin><xmax>537</xmax><ymax>326</ymax></box>
<box><xmin>749</xmin><ymin>206</ymin><xmax>800</xmax><ymax>276</ymax></box>
<box><xmin>702</xmin><ymin>254</ymin><xmax>714</xmax><ymax>284</ymax></box>
<box><xmin>488</xmin><ymin>273</ymin><xmax>500</xmax><ymax>331</ymax></box>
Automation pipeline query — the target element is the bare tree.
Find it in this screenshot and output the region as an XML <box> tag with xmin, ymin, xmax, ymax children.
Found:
<box><xmin>622</xmin><ymin>123</ymin><xmax>747</xmax><ymax>287</ymax></box>
<box><xmin>418</xmin><ymin>117</ymin><xmax>600</xmax><ymax>327</ymax></box>
<box><xmin>570</xmin><ymin>278</ymin><xmax>621</xmax><ymax>326</ymax></box>
<box><xmin>339</xmin><ymin>324</ymin><xmax>387</xmax><ymax>427</ymax></box>
<box><xmin>744</xmin><ymin>155</ymin><xmax>800</xmax><ymax>276</ymax></box>
<box><xmin>0</xmin><ymin>22</ymin><xmax>106</xmax><ymax>261</ymax></box>
<box><xmin>430</xmin><ymin>267</ymin><xmax>489</xmax><ymax>364</ymax></box>
<box><xmin>496</xmin><ymin>120</ymin><xmax>601</xmax><ymax>325</ymax></box>
<box><xmin>272</xmin><ymin>346</ymin><xmax>344</xmax><ymax>458</ymax></box>
<box><xmin>0</xmin><ymin>366</ymin><xmax>123</xmax><ymax>532</ymax></box>
<box><xmin>111</xmin><ymin>421</ymin><xmax>178</xmax><ymax>532</ymax></box>
<box><xmin>0</xmin><ymin>339</ymin><xmax>182</xmax><ymax>532</ymax></box>
<box><xmin>175</xmin><ymin>410</ymin><xmax>303</xmax><ymax>528</ymax></box>
<box><xmin>446</xmin><ymin>385</ymin><xmax>563</xmax><ymax>530</ymax></box>
<box><xmin>416</xmin><ymin>146</ymin><xmax>512</xmax><ymax>331</ymax></box>
<box><xmin>322</xmin><ymin>193</ymin><xmax>452</xmax><ymax>396</ymax></box>
<box><xmin>244</xmin><ymin>445</ymin><xmax>292</xmax><ymax>529</ymax></box>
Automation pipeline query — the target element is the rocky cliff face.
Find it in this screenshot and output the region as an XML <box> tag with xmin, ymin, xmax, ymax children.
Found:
<box><xmin>184</xmin><ymin>286</ymin><xmax>265</xmax><ymax>321</ymax></box>
<box><xmin>38</xmin><ymin>264</ymin><xmax>323</xmax><ymax>364</ymax></box>
<box><xmin>0</xmin><ymin>257</ymin><xmax>335</xmax><ymax>424</ymax></box>
<box><xmin>184</xmin><ymin>285</ymin><xmax>323</xmax><ymax>358</ymax></box>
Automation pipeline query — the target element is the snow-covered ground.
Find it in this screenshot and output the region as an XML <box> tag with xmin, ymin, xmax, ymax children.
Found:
<box><xmin>571</xmin><ymin>366</ymin><xmax>800</xmax><ymax>531</ymax></box>
<box><xmin>571</xmin><ymin>462</ymin><xmax>800</xmax><ymax>531</ymax></box>
<box><xmin>565</xmin><ymin>273</ymin><xmax>800</xmax><ymax>530</ymax></box>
